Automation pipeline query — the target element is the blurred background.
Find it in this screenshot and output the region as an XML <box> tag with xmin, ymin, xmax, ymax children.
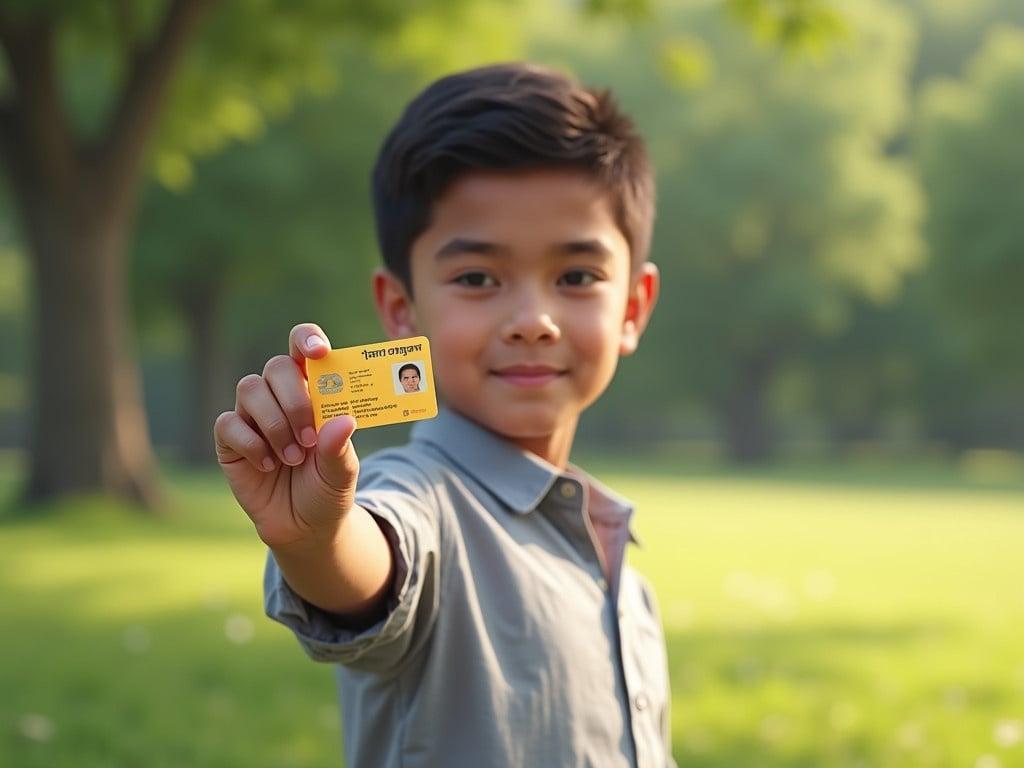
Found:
<box><xmin>1</xmin><ymin>0</ymin><xmax>1021</xmax><ymax>766</ymax></box>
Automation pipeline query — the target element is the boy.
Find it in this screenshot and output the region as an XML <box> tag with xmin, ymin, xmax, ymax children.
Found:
<box><xmin>214</xmin><ymin>62</ymin><xmax>673</xmax><ymax>767</ymax></box>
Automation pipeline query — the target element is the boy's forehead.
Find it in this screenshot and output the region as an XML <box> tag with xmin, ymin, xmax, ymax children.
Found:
<box><xmin>414</xmin><ymin>168</ymin><xmax>629</xmax><ymax>258</ymax></box>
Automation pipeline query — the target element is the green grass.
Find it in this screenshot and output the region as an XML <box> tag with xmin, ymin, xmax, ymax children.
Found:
<box><xmin>2</xmin><ymin>457</ymin><xmax>1023</xmax><ymax>767</ymax></box>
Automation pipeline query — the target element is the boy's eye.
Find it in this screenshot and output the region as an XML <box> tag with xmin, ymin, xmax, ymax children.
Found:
<box><xmin>558</xmin><ymin>270</ymin><xmax>598</xmax><ymax>287</ymax></box>
<box><xmin>453</xmin><ymin>272</ymin><xmax>497</xmax><ymax>288</ymax></box>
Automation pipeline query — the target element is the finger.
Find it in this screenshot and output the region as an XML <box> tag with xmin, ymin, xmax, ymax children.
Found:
<box><xmin>214</xmin><ymin>411</ymin><xmax>276</xmax><ymax>472</ymax></box>
<box><xmin>263</xmin><ymin>355</ymin><xmax>318</xmax><ymax>448</ymax></box>
<box><xmin>314</xmin><ymin>415</ymin><xmax>359</xmax><ymax>491</ymax></box>
<box><xmin>288</xmin><ymin>323</ymin><xmax>332</xmax><ymax>369</ymax></box>
<box><xmin>235</xmin><ymin>374</ymin><xmax>305</xmax><ymax>467</ymax></box>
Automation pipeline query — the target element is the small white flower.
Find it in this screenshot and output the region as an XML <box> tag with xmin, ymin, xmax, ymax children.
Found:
<box><xmin>993</xmin><ymin>719</ymin><xmax>1024</xmax><ymax>748</ymax></box>
<box><xmin>18</xmin><ymin>713</ymin><xmax>55</xmax><ymax>742</ymax></box>
<box><xmin>224</xmin><ymin>613</ymin><xmax>254</xmax><ymax>644</ymax></box>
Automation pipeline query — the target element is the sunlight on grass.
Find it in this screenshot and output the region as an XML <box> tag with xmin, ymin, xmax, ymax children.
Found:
<box><xmin>1</xmin><ymin>539</ymin><xmax>263</xmax><ymax>620</ymax></box>
<box><xmin>2</xmin><ymin>460</ymin><xmax>1023</xmax><ymax>767</ymax></box>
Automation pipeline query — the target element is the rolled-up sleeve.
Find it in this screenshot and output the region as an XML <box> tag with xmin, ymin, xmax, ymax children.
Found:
<box><xmin>264</xmin><ymin>455</ymin><xmax>442</xmax><ymax>675</ymax></box>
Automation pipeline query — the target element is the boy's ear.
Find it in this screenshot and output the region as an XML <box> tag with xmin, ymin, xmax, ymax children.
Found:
<box><xmin>373</xmin><ymin>268</ymin><xmax>418</xmax><ymax>338</ymax></box>
<box><xmin>620</xmin><ymin>262</ymin><xmax>659</xmax><ymax>356</ymax></box>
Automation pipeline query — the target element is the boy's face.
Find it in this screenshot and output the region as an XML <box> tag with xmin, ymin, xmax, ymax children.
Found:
<box><xmin>400</xmin><ymin>369</ymin><xmax>421</xmax><ymax>392</ymax></box>
<box><xmin>375</xmin><ymin>168</ymin><xmax>658</xmax><ymax>464</ymax></box>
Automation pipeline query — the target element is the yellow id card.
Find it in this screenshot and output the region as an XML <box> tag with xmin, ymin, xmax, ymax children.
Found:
<box><xmin>306</xmin><ymin>336</ymin><xmax>438</xmax><ymax>430</ymax></box>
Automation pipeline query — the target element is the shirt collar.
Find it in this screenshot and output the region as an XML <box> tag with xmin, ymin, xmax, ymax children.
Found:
<box><xmin>411</xmin><ymin>408</ymin><xmax>559</xmax><ymax>514</ymax></box>
<box><xmin>411</xmin><ymin>409</ymin><xmax>641</xmax><ymax>545</ymax></box>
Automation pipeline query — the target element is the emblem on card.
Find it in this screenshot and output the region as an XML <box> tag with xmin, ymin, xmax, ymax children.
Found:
<box><xmin>317</xmin><ymin>373</ymin><xmax>344</xmax><ymax>395</ymax></box>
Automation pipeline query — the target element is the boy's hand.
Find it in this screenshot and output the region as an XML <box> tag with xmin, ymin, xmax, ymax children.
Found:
<box><xmin>214</xmin><ymin>323</ymin><xmax>359</xmax><ymax>552</ymax></box>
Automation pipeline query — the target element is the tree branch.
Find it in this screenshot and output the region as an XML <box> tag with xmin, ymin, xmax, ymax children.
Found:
<box><xmin>0</xmin><ymin>11</ymin><xmax>78</xmax><ymax>196</ymax></box>
<box><xmin>113</xmin><ymin>0</ymin><xmax>142</xmax><ymax>63</ymax></box>
<box><xmin>96</xmin><ymin>0</ymin><xmax>214</xmax><ymax>199</ymax></box>
<box><xmin>0</xmin><ymin>99</ymin><xmax>14</xmax><ymax>161</ymax></box>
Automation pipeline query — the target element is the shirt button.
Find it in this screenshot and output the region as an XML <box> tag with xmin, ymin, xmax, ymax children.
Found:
<box><xmin>559</xmin><ymin>482</ymin><xmax>577</xmax><ymax>499</ymax></box>
<box><xmin>634</xmin><ymin>693</ymin><xmax>649</xmax><ymax>711</ymax></box>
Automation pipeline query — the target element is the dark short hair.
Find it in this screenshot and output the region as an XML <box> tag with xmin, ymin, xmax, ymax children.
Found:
<box><xmin>371</xmin><ymin>62</ymin><xmax>656</xmax><ymax>290</ymax></box>
<box><xmin>398</xmin><ymin>363</ymin><xmax>421</xmax><ymax>378</ymax></box>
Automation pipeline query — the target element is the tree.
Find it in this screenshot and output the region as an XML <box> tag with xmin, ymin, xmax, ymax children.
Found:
<box><xmin>549</xmin><ymin>0</ymin><xmax>923</xmax><ymax>461</ymax></box>
<box><xmin>914</xmin><ymin>25</ymin><xmax>1024</xmax><ymax>447</ymax></box>
<box><xmin>0</xmin><ymin>1</ymin><xmax>215</xmax><ymax>507</ymax></box>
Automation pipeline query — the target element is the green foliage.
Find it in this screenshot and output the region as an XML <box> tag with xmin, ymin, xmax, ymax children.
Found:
<box><xmin>542</xmin><ymin>0</ymin><xmax>923</xmax><ymax>450</ymax></box>
<box><xmin>901</xmin><ymin>0</ymin><xmax>1024</xmax><ymax>88</ymax></box>
<box><xmin>1</xmin><ymin>0</ymin><xmax>510</xmax><ymax>189</ymax></box>
<box><xmin>916</xmin><ymin>26</ymin><xmax>1024</xmax><ymax>384</ymax></box>
<box><xmin>2</xmin><ymin>460</ymin><xmax>1023</xmax><ymax>766</ymax></box>
<box><xmin>3</xmin><ymin>0</ymin><xmax>1022</xmax><ymax>461</ymax></box>
<box><xmin>149</xmin><ymin>0</ymin><xmax>462</xmax><ymax>187</ymax></box>
<box><xmin>725</xmin><ymin>0</ymin><xmax>848</xmax><ymax>53</ymax></box>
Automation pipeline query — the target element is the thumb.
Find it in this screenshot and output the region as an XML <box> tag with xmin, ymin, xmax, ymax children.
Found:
<box><xmin>314</xmin><ymin>415</ymin><xmax>359</xmax><ymax>491</ymax></box>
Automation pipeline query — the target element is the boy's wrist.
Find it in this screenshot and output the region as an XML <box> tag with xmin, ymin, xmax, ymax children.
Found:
<box><xmin>270</xmin><ymin>524</ymin><xmax>345</xmax><ymax>561</ymax></box>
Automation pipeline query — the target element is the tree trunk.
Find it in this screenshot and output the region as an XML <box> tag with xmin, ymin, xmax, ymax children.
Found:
<box><xmin>0</xmin><ymin>0</ymin><xmax>211</xmax><ymax>510</ymax></box>
<box><xmin>22</xmin><ymin>191</ymin><xmax>162</xmax><ymax>508</ymax></box>
<box><xmin>722</xmin><ymin>353</ymin><xmax>775</xmax><ymax>464</ymax></box>
<box><xmin>181</xmin><ymin>276</ymin><xmax>226</xmax><ymax>466</ymax></box>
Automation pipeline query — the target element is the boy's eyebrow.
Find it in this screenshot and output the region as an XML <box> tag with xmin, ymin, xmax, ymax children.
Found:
<box><xmin>435</xmin><ymin>238</ymin><xmax>502</xmax><ymax>259</ymax></box>
<box><xmin>434</xmin><ymin>237</ymin><xmax>615</xmax><ymax>259</ymax></box>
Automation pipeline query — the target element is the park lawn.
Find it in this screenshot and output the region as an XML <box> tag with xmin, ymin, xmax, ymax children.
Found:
<box><xmin>1</xmin><ymin>459</ymin><xmax>1023</xmax><ymax>768</ymax></box>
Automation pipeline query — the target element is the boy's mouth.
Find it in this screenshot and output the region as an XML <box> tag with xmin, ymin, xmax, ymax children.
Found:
<box><xmin>491</xmin><ymin>364</ymin><xmax>567</xmax><ymax>387</ymax></box>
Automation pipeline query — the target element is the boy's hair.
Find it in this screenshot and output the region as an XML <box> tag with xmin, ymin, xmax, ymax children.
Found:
<box><xmin>399</xmin><ymin>363</ymin><xmax>420</xmax><ymax>378</ymax></box>
<box><xmin>371</xmin><ymin>62</ymin><xmax>656</xmax><ymax>291</ymax></box>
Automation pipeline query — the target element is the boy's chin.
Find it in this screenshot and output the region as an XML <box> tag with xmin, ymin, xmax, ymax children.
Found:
<box><xmin>475</xmin><ymin>407</ymin><xmax>578</xmax><ymax>442</ymax></box>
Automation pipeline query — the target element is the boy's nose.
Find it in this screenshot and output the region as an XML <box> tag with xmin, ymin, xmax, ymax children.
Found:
<box><xmin>501</xmin><ymin>301</ymin><xmax>561</xmax><ymax>345</ymax></box>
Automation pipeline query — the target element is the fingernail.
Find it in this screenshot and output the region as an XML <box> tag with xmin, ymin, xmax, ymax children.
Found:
<box><xmin>261</xmin><ymin>457</ymin><xmax>275</xmax><ymax>472</ymax></box>
<box><xmin>301</xmin><ymin>427</ymin><xmax>317</xmax><ymax>447</ymax></box>
<box><xmin>306</xmin><ymin>336</ymin><xmax>326</xmax><ymax>352</ymax></box>
<box><xmin>284</xmin><ymin>444</ymin><xmax>304</xmax><ymax>465</ymax></box>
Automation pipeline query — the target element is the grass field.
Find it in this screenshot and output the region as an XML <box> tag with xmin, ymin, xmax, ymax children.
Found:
<box><xmin>1</xmin><ymin>455</ymin><xmax>1022</xmax><ymax>767</ymax></box>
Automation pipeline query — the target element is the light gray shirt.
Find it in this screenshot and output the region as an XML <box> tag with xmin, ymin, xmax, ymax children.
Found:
<box><xmin>265</xmin><ymin>408</ymin><xmax>676</xmax><ymax>768</ymax></box>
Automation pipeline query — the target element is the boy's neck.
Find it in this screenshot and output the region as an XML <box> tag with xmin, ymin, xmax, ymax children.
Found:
<box><xmin>509</xmin><ymin>423</ymin><xmax>576</xmax><ymax>471</ymax></box>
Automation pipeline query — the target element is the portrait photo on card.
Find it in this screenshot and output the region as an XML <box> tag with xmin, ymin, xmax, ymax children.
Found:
<box><xmin>394</xmin><ymin>361</ymin><xmax>427</xmax><ymax>395</ymax></box>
